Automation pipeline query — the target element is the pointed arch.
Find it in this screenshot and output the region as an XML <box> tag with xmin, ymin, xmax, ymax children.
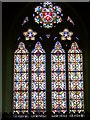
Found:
<box><xmin>68</xmin><ymin>42</ymin><xmax>84</xmax><ymax>113</ymax></box>
<box><xmin>13</xmin><ymin>42</ymin><xmax>29</xmax><ymax>114</ymax></box>
<box><xmin>31</xmin><ymin>42</ymin><xmax>46</xmax><ymax>113</ymax></box>
<box><xmin>51</xmin><ymin>41</ymin><xmax>67</xmax><ymax>113</ymax></box>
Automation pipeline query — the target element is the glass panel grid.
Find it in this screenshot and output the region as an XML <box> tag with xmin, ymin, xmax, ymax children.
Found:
<box><xmin>13</xmin><ymin>42</ymin><xmax>29</xmax><ymax>114</ymax></box>
<box><xmin>68</xmin><ymin>42</ymin><xmax>84</xmax><ymax>113</ymax></box>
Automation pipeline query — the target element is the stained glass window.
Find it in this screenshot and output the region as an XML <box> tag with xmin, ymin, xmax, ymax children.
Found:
<box><xmin>23</xmin><ymin>28</ymin><xmax>37</xmax><ymax>41</ymax></box>
<box><xmin>31</xmin><ymin>42</ymin><xmax>46</xmax><ymax>113</ymax></box>
<box><xmin>51</xmin><ymin>41</ymin><xmax>67</xmax><ymax>114</ymax></box>
<box><xmin>59</xmin><ymin>28</ymin><xmax>73</xmax><ymax>41</ymax></box>
<box><xmin>34</xmin><ymin>1</ymin><xmax>62</xmax><ymax>28</ymax></box>
<box><xmin>68</xmin><ymin>42</ymin><xmax>84</xmax><ymax>113</ymax></box>
<box><xmin>13</xmin><ymin>42</ymin><xmax>29</xmax><ymax>114</ymax></box>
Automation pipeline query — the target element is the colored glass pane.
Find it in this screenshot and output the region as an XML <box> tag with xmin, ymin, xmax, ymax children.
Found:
<box><xmin>68</xmin><ymin>42</ymin><xmax>84</xmax><ymax>113</ymax></box>
<box><xmin>31</xmin><ymin>42</ymin><xmax>46</xmax><ymax>113</ymax></box>
<box><xmin>13</xmin><ymin>42</ymin><xmax>29</xmax><ymax>114</ymax></box>
<box><xmin>51</xmin><ymin>41</ymin><xmax>67</xmax><ymax>114</ymax></box>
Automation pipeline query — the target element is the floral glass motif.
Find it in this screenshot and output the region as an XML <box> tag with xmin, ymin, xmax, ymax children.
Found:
<box><xmin>51</xmin><ymin>41</ymin><xmax>67</xmax><ymax>114</ymax></box>
<box><xmin>23</xmin><ymin>29</ymin><xmax>37</xmax><ymax>41</ymax></box>
<box><xmin>13</xmin><ymin>42</ymin><xmax>29</xmax><ymax>114</ymax></box>
<box><xmin>31</xmin><ymin>42</ymin><xmax>46</xmax><ymax>113</ymax></box>
<box><xmin>34</xmin><ymin>1</ymin><xmax>62</xmax><ymax>28</ymax></box>
<box><xmin>59</xmin><ymin>29</ymin><xmax>73</xmax><ymax>40</ymax></box>
<box><xmin>68</xmin><ymin>42</ymin><xmax>84</xmax><ymax>113</ymax></box>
